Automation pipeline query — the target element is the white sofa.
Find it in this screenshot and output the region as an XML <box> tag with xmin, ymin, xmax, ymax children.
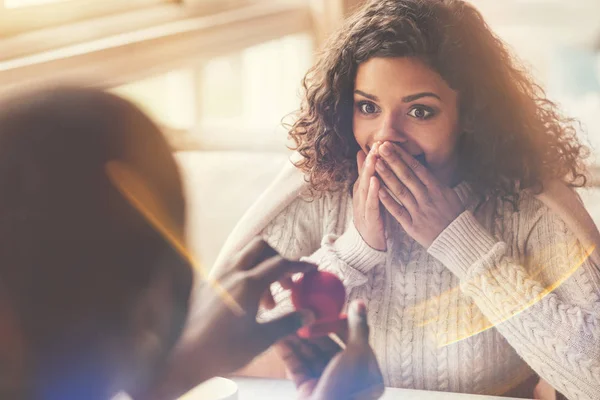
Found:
<box><xmin>176</xmin><ymin>151</ymin><xmax>289</xmax><ymax>271</ymax></box>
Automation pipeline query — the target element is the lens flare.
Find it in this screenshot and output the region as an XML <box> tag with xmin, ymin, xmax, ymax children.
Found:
<box><xmin>105</xmin><ymin>160</ymin><xmax>245</xmax><ymax>316</ymax></box>
<box><xmin>411</xmin><ymin>245</ymin><xmax>594</xmax><ymax>347</ymax></box>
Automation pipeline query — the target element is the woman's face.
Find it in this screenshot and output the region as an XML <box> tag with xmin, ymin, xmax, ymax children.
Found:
<box><xmin>353</xmin><ymin>57</ymin><xmax>462</xmax><ymax>185</ymax></box>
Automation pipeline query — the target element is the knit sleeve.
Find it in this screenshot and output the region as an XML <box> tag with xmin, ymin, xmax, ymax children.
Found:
<box><xmin>259</xmin><ymin>191</ymin><xmax>387</xmax><ymax>320</ymax></box>
<box><xmin>428</xmin><ymin>209</ymin><xmax>600</xmax><ymax>400</ymax></box>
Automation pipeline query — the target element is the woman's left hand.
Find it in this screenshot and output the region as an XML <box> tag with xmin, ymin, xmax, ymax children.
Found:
<box><xmin>375</xmin><ymin>141</ymin><xmax>465</xmax><ymax>249</ymax></box>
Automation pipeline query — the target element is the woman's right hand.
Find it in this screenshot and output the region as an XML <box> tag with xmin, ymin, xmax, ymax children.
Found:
<box><xmin>353</xmin><ymin>147</ymin><xmax>387</xmax><ymax>251</ymax></box>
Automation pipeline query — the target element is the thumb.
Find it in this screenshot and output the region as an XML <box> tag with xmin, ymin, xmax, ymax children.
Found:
<box><xmin>257</xmin><ymin>310</ymin><xmax>315</xmax><ymax>347</ymax></box>
<box><xmin>347</xmin><ymin>300</ymin><xmax>369</xmax><ymax>345</ymax></box>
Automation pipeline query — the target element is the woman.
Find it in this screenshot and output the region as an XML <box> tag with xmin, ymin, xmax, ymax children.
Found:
<box><xmin>212</xmin><ymin>0</ymin><xmax>600</xmax><ymax>398</ymax></box>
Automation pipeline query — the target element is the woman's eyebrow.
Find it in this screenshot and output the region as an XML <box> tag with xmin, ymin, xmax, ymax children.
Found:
<box><xmin>354</xmin><ymin>90</ymin><xmax>442</xmax><ymax>103</ymax></box>
<box><xmin>402</xmin><ymin>92</ymin><xmax>442</xmax><ymax>102</ymax></box>
<box><xmin>354</xmin><ymin>90</ymin><xmax>379</xmax><ymax>101</ymax></box>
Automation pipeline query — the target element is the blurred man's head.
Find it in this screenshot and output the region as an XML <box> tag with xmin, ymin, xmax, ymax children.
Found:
<box><xmin>0</xmin><ymin>86</ymin><xmax>192</xmax><ymax>399</ymax></box>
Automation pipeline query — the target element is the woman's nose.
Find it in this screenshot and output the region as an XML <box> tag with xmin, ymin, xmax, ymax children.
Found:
<box><xmin>373</xmin><ymin>113</ymin><xmax>408</xmax><ymax>144</ymax></box>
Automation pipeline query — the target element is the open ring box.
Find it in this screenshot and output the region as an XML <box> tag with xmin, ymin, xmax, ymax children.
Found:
<box><xmin>291</xmin><ymin>270</ymin><xmax>347</xmax><ymax>339</ymax></box>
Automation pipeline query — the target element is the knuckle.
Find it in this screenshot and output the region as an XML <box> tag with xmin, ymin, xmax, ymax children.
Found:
<box><xmin>430</xmin><ymin>187</ymin><xmax>443</xmax><ymax>198</ymax></box>
<box><xmin>398</xmin><ymin>185</ymin><xmax>408</xmax><ymax>197</ymax></box>
<box><xmin>253</xmin><ymin>256</ymin><xmax>284</xmax><ymax>279</ymax></box>
<box><xmin>244</xmin><ymin>270</ymin><xmax>262</xmax><ymax>283</ymax></box>
<box><xmin>359</xmin><ymin>180</ymin><xmax>368</xmax><ymax>192</ymax></box>
<box><xmin>377</xmin><ymin>162</ymin><xmax>389</xmax><ymax>176</ymax></box>
<box><xmin>271</xmin><ymin>255</ymin><xmax>286</xmax><ymax>266</ymax></box>
<box><xmin>230</xmin><ymin>273</ymin><xmax>248</xmax><ymax>288</ymax></box>
<box><xmin>385</xmin><ymin>156</ymin><xmax>397</xmax><ymax>168</ymax></box>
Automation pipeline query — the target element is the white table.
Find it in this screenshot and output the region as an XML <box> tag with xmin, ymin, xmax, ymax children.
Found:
<box><xmin>113</xmin><ymin>377</ymin><xmax>526</xmax><ymax>400</ymax></box>
<box><xmin>231</xmin><ymin>377</ymin><xmax>524</xmax><ymax>400</ymax></box>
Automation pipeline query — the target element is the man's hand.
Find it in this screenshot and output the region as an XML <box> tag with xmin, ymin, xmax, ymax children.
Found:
<box><xmin>276</xmin><ymin>300</ymin><xmax>384</xmax><ymax>400</ymax></box>
<box><xmin>141</xmin><ymin>238</ymin><xmax>317</xmax><ymax>400</ymax></box>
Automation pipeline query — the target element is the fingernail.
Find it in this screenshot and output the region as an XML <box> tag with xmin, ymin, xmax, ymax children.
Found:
<box><xmin>299</xmin><ymin>309</ymin><xmax>316</xmax><ymax>326</ymax></box>
<box><xmin>380</xmin><ymin>143</ymin><xmax>391</xmax><ymax>156</ymax></box>
<box><xmin>379</xmin><ymin>188</ymin><xmax>388</xmax><ymax>198</ymax></box>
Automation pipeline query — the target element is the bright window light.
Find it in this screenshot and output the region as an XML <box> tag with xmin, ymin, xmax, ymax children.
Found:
<box><xmin>4</xmin><ymin>0</ymin><xmax>68</xmax><ymax>9</ymax></box>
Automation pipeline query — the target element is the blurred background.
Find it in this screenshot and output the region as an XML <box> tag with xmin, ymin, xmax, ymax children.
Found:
<box><xmin>1</xmin><ymin>0</ymin><xmax>599</xmax><ymax>269</ymax></box>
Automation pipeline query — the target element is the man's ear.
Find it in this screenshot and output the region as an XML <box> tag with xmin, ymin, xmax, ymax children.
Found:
<box><xmin>128</xmin><ymin>270</ymin><xmax>173</xmax><ymax>368</ymax></box>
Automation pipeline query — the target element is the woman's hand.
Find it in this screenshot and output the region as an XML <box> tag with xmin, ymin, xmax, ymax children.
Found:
<box><xmin>353</xmin><ymin>147</ymin><xmax>387</xmax><ymax>251</ymax></box>
<box><xmin>276</xmin><ymin>301</ymin><xmax>384</xmax><ymax>400</ymax></box>
<box><xmin>140</xmin><ymin>239</ymin><xmax>317</xmax><ymax>400</ymax></box>
<box><xmin>375</xmin><ymin>141</ymin><xmax>464</xmax><ymax>248</ymax></box>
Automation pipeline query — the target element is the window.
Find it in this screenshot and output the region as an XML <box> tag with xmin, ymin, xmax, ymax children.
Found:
<box><xmin>0</xmin><ymin>0</ymin><xmax>343</xmax><ymax>150</ymax></box>
<box><xmin>1</xmin><ymin>1</ymin><xmax>314</xmax><ymax>86</ymax></box>
<box><xmin>113</xmin><ymin>32</ymin><xmax>315</xmax><ymax>151</ymax></box>
<box><xmin>0</xmin><ymin>0</ymin><xmax>180</xmax><ymax>38</ymax></box>
<box><xmin>4</xmin><ymin>0</ymin><xmax>68</xmax><ymax>8</ymax></box>
<box><xmin>469</xmin><ymin>0</ymin><xmax>600</xmax><ymax>170</ymax></box>
<box><xmin>546</xmin><ymin>47</ymin><xmax>600</xmax><ymax>164</ymax></box>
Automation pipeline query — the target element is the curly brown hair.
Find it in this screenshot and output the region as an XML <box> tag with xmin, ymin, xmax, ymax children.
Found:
<box><xmin>289</xmin><ymin>0</ymin><xmax>588</xmax><ymax>203</ymax></box>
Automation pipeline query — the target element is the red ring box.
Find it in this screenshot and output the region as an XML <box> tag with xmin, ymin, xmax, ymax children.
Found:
<box><xmin>291</xmin><ymin>270</ymin><xmax>347</xmax><ymax>338</ymax></box>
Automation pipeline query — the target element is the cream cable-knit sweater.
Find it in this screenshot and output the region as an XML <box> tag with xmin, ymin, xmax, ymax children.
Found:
<box><xmin>210</xmin><ymin>157</ymin><xmax>600</xmax><ymax>400</ymax></box>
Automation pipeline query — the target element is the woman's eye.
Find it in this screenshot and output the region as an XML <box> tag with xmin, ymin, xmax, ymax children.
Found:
<box><xmin>407</xmin><ymin>106</ymin><xmax>435</xmax><ymax>120</ymax></box>
<box><xmin>358</xmin><ymin>101</ymin><xmax>379</xmax><ymax>115</ymax></box>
